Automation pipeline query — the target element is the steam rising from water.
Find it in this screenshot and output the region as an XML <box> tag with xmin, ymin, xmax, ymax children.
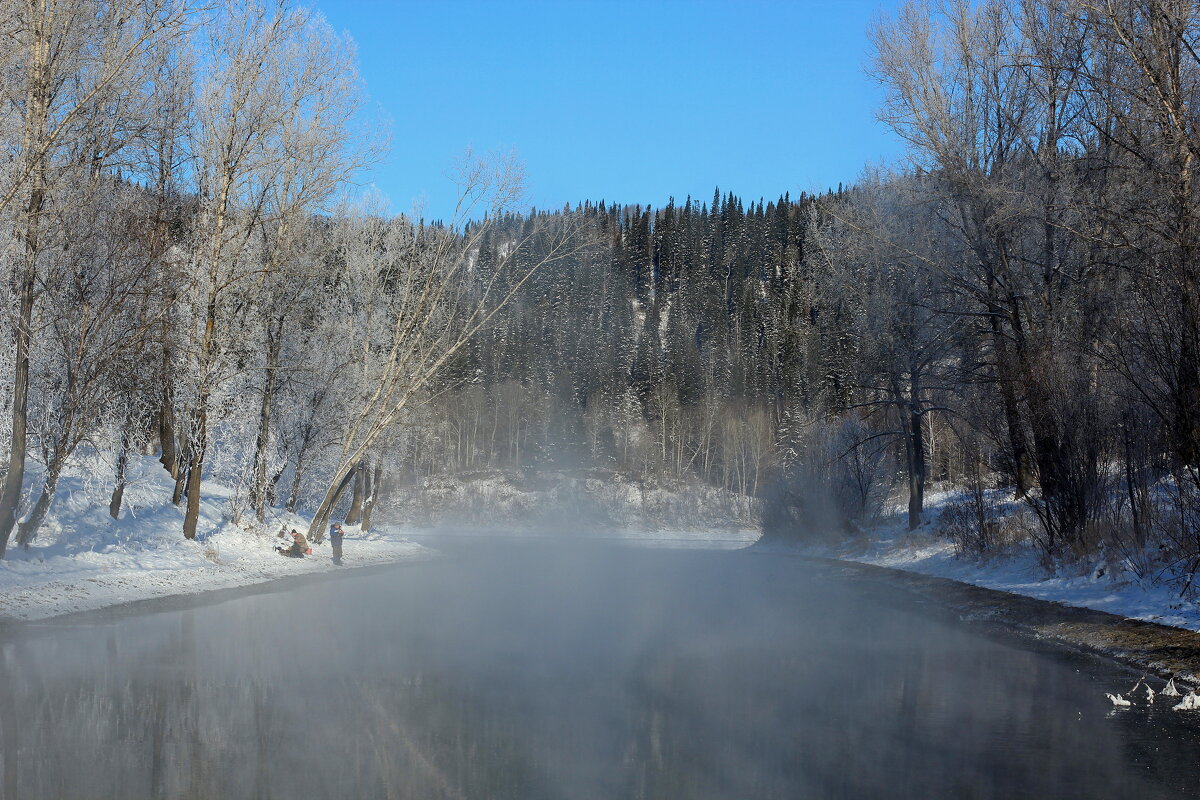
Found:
<box><xmin>0</xmin><ymin>539</ymin><xmax>1197</xmax><ymax>798</ymax></box>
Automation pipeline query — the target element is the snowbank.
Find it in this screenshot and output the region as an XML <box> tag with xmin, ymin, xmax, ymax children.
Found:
<box><xmin>0</xmin><ymin>455</ymin><xmax>430</xmax><ymax>622</ymax></box>
<box><xmin>387</xmin><ymin>468</ymin><xmax>757</xmax><ymax>531</ymax></box>
<box><xmin>0</xmin><ymin>455</ymin><xmax>760</xmax><ymax>622</ymax></box>
<box><xmin>771</xmin><ymin>488</ymin><xmax>1200</xmax><ymax>633</ymax></box>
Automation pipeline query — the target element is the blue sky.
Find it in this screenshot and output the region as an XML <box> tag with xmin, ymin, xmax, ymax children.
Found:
<box><xmin>312</xmin><ymin>0</ymin><xmax>906</xmax><ymax>221</ymax></box>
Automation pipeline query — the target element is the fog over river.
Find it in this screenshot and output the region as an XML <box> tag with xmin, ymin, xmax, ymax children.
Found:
<box><xmin>1</xmin><ymin>538</ymin><xmax>1198</xmax><ymax>799</ymax></box>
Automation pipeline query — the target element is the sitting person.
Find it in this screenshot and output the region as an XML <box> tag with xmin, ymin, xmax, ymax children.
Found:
<box><xmin>275</xmin><ymin>529</ymin><xmax>309</xmax><ymax>557</ymax></box>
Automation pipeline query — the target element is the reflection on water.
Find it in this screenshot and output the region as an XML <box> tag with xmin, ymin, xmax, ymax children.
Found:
<box><xmin>0</xmin><ymin>543</ymin><xmax>1198</xmax><ymax>799</ymax></box>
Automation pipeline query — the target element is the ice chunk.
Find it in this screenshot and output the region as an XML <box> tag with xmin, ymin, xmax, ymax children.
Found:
<box><xmin>1171</xmin><ymin>692</ymin><xmax>1199</xmax><ymax>711</ymax></box>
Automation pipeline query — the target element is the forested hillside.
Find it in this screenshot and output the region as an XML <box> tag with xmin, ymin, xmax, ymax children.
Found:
<box><xmin>407</xmin><ymin>194</ymin><xmax>815</xmax><ymax>498</ymax></box>
<box><xmin>412</xmin><ymin>0</ymin><xmax>1200</xmax><ymax>596</ymax></box>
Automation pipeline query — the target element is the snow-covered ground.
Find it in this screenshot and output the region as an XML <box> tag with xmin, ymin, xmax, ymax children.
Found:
<box><xmin>0</xmin><ymin>455</ymin><xmax>430</xmax><ymax>622</ymax></box>
<box><xmin>13</xmin><ymin>447</ymin><xmax>1197</xmax><ymax>637</ymax></box>
<box><xmin>388</xmin><ymin>468</ymin><xmax>757</xmax><ymax>531</ymax></box>
<box><xmin>0</xmin><ymin>454</ymin><xmax>762</xmax><ymax>622</ymax></box>
<box><xmin>774</xmin><ymin>488</ymin><xmax>1200</xmax><ymax>633</ymax></box>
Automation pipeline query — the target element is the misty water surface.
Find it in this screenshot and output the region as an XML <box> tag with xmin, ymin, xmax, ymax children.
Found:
<box><xmin>1</xmin><ymin>539</ymin><xmax>1198</xmax><ymax>799</ymax></box>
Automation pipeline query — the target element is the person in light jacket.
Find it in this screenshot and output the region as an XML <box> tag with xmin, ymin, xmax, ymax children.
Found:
<box><xmin>285</xmin><ymin>530</ymin><xmax>308</xmax><ymax>557</ymax></box>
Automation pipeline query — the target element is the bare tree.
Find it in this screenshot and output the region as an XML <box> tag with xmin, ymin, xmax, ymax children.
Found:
<box><xmin>0</xmin><ymin>0</ymin><xmax>188</xmax><ymax>557</ymax></box>
<box><xmin>177</xmin><ymin>0</ymin><xmax>366</xmax><ymax>538</ymax></box>
<box><xmin>304</xmin><ymin>160</ymin><xmax>594</xmax><ymax>537</ymax></box>
<box><xmin>813</xmin><ymin>174</ymin><xmax>964</xmax><ymax>529</ymax></box>
<box><xmin>871</xmin><ymin>0</ymin><xmax>1115</xmax><ymax>551</ymax></box>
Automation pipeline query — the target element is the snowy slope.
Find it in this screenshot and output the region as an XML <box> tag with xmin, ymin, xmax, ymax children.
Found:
<box><xmin>388</xmin><ymin>468</ymin><xmax>757</xmax><ymax>530</ymax></box>
<box><xmin>0</xmin><ymin>454</ymin><xmax>430</xmax><ymax>621</ymax></box>
<box><xmin>773</xmin><ymin>489</ymin><xmax>1200</xmax><ymax>633</ymax></box>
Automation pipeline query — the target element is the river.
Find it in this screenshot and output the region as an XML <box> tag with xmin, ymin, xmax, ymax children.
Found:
<box><xmin>0</xmin><ymin>537</ymin><xmax>1197</xmax><ymax>799</ymax></box>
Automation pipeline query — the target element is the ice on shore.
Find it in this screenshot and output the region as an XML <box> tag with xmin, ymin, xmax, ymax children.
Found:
<box><xmin>1105</xmin><ymin>692</ymin><xmax>1132</xmax><ymax>707</ymax></box>
<box><xmin>1172</xmin><ymin>692</ymin><xmax>1199</xmax><ymax>711</ymax></box>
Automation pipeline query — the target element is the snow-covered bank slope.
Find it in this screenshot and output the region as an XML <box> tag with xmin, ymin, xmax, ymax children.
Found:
<box><xmin>767</xmin><ymin>490</ymin><xmax>1200</xmax><ymax>633</ymax></box>
<box><xmin>387</xmin><ymin>468</ymin><xmax>757</xmax><ymax>531</ymax></box>
<box><xmin>0</xmin><ymin>454</ymin><xmax>757</xmax><ymax>622</ymax></box>
<box><xmin>0</xmin><ymin>524</ymin><xmax>428</xmax><ymax>622</ymax></box>
<box><xmin>0</xmin><ymin>455</ymin><xmax>430</xmax><ymax>622</ymax></box>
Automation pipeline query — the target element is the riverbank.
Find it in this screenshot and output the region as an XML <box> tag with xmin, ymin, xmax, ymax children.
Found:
<box><xmin>0</xmin><ymin>454</ymin><xmax>762</xmax><ymax>622</ymax></box>
<box><xmin>0</xmin><ymin>519</ymin><xmax>430</xmax><ymax>622</ymax></box>
<box><xmin>0</xmin><ymin>454</ymin><xmax>433</xmax><ymax>622</ymax></box>
<box><xmin>757</xmin><ymin>485</ymin><xmax>1200</xmax><ymax>687</ymax></box>
<box><xmin>385</xmin><ymin>468</ymin><xmax>757</xmax><ymax>531</ymax></box>
<box><xmin>780</xmin><ymin>554</ymin><xmax>1200</xmax><ymax>689</ymax></box>
<box><xmin>764</xmin><ymin>487</ymin><xmax>1200</xmax><ymax>631</ymax></box>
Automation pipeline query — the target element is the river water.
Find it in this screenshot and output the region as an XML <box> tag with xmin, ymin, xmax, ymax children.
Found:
<box><xmin>0</xmin><ymin>538</ymin><xmax>1198</xmax><ymax>799</ymax></box>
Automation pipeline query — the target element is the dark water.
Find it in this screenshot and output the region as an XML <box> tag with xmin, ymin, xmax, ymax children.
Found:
<box><xmin>1</xmin><ymin>539</ymin><xmax>1198</xmax><ymax>799</ymax></box>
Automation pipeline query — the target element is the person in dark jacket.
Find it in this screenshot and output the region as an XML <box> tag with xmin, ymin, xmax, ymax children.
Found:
<box><xmin>330</xmin><ymin>523</ymin><xmax>344</xmax><ymax>565</ymax></box>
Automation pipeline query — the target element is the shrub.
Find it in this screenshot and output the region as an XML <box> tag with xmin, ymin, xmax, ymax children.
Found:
<box><xmin>937</xmin><ymin>487</ymin><xmax>1023</xmax><ymax>559</ymax></box>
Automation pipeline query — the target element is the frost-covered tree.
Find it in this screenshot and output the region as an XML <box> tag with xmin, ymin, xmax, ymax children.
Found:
<box><xmin>176</xmin><ymin>0</ymin><xmax>365</xmax><ymax>538</ymax></box>
<box><xmin>303</xmin><ymin>168</ymin><xmax>591</xmax><ymax>537</ymax></box>
<box><xmin>0</xmin><ymin>0</ymin><xmax>188</xmax><ymax>556</ymax></box>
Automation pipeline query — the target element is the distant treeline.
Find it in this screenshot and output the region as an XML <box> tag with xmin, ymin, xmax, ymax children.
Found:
<box><xmin>409</xmin><ymin>192</ymin><xmax>816</xmax><ymax>499</ymax></box>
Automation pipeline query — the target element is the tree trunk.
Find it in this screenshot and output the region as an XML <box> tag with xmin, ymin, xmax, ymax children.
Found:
<box><xmin>250</xmin><ymin>318</ymin><xmax>284</xmax><ymax>522</ymax></box>
<box><xmin>158</xmin><ymin>342</ymin><xmax>179</xmax><ymax>478</ymax></box>
<box><xmin>306</xmin><ymin>465</ymin><xmax>357</xmax><ymax>539</ymax></box>
<box><xmin>990</xmin><ymin>316</ymin><xmax>1034</xmax><ymax>498</ymax></box>
<box><xmin>287</xmin><ymin>454</ymin><xmax>305</xmax><ymax>513</ymax></box>
<box><xmin>182</xmin><ymin>264</ymin><xmax>222</xmax><ymax>537</ymax></box>
<box><xmin>183</xmin><ymin>404</ymin><xmax>208</xmax><ymax>540</ymax></box>
<box><xmin>344</xmin><ymin>460</ymin><xmax>365</xmax><ymax>525</ymax></box>
<box><xmin>249</xmin><ymin>380</ymin><xmax>275</xmax><ymax>521</ymax></box>
<box><xmin>1122</xmin><ymin>415</ymin><xmax>1148</xmax><ymax>549</ymax></box>
<box><xmin>905</xmin><ymin>396</ymin><xmax>926</xmax><ymax>532</ymax></box>
<box><xmin>0</xmin><ymin>258</ymin><xmax>36</xmax><ymax>559</ymax></box>
<box><xmin>15</xmin><ymin>467</ymin><xmax>61</xmax><ymax>548</ymax></box>
<box><xmin>1026</xmin><ymin>380</ymin><xmax>1080</xmax><ymax>549</ymax></box>
<box><xmin>1176</xmin><ymin>315</ymin><xmax>1200</xmax><ymax>465</ymax></box>
<box><xmin>0</xmin><ymin>18</ymin><xmax>51</xmax><ymax>558</ymax></box>
<box><xmin>360</xmin><ymin>463</ymin><xmax>383</xmax><ymax>532</ymax></box>
<box><xmin>172</xmin><ymin>436</ymin><xmax>189</xmax><ymax>506</ymax></box>
<box><xmin>110</xmin><ymin>429</ymin><xmax>130</xmax><ymax>520</ymax></box>
<box><xmin>172</xmin><ymin>463</ymin><xmax>188</xmax><ymax>506</ymax></box>
<box><xmin>268</xmin><ymin>464</ymin><xmax>285</xmax><ymax>508</ymax></box>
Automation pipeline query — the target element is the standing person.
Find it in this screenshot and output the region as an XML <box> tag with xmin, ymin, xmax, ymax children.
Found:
<box><xmin>330</xmin><ymin>523</ymin><xmax>344</xmax><ymax>565</ymax></box>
